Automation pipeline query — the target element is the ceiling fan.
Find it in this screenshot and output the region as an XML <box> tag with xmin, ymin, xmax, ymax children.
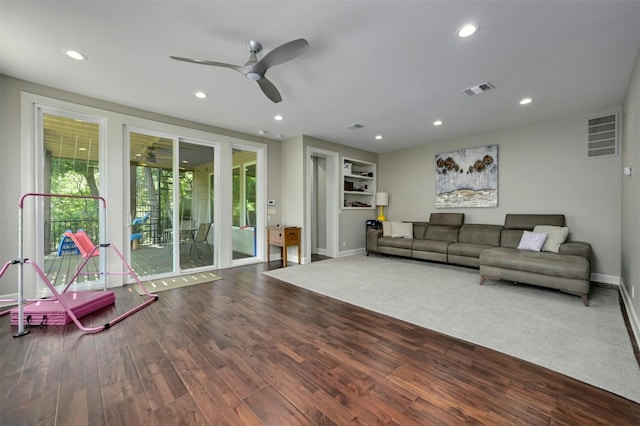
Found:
<box><xmin>170</xmin><ymin>38</ymin><xmax>309</xmax><ymax>103</ymax></box>
<box><xmin>143</xmin><ymin>145</ymin><xmax>172</xmax><ymax>164</ymax></box>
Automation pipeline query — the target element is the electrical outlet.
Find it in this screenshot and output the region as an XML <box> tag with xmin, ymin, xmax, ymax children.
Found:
<box><xmin>342</xmin><ymin>241</ymin><xmax>346</xmax><ymax>248</ymax></box>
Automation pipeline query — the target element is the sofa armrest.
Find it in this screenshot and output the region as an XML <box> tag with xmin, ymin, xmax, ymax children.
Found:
<box><xmin>559</xmin><ymin>241</ymin><xmax>591</xmax><ymax>259</ymax></box>
<box><xmin>367</xmin><ymin>229</ymin><xmax>382</xmax><ymax>254</ymax></box>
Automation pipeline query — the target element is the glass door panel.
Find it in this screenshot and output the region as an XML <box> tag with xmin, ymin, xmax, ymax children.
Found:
<box><xmin>179</xmin><ymin>141</ymin><xmax>215</xmax><ymax>270</ymax></box>
<box><xmin>232</xmin><ymin>149</ymin><xmax>257</xmax><ymax>260</ymax></box>
<box><xmin>42</xmin><ymin>113</ymin><xmax>102</xmax><ymax>288</ymax></box>
<box><xmin>129</xmin><ymin>132</ymin><xmax>174</xmax><ymax>277</ymax></box>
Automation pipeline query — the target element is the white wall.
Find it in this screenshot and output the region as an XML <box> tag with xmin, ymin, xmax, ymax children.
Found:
<box><xmin>379</xmin><ymin>112</ymin><xmax>622</xmax><ymax>280</ymax></box>
<box><xmin>621</xmin><ymin>46</ymin><xmax>640</xmax><ymax>339</ymax></box>
<box><xmin>279</xmin><ymin>136</ymin><xmax>305</xmax><ymax>262</ymax></box>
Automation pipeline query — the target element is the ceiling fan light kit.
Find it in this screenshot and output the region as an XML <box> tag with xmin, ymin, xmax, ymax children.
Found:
<box><xmin>170</xmin><ymin>38</ymin><xmax>309</xmax><ymax>103</ymax></box>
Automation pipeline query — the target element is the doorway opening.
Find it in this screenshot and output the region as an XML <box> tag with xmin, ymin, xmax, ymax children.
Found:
<box><xmin>307</xmin><ymin>147</ymin><xmax>339</xmax><ymax>261</ymax></box>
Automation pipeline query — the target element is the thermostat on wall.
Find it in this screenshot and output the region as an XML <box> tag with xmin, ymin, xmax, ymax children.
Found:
<box><xmin>624</xmin><ymin>166</ymin><xmax>632</xmax><ymax>176</ymax></box>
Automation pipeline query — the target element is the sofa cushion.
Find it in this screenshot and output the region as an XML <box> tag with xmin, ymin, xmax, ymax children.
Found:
<box><xmin>379</xmin><ymin>245</ymin><xmax>412</xmax><ymax>257</ymax></box>
<box><xmin>558</xmin><ymin>241</ymin><xmax>592</xmax><ymax>259</ymax></box>
<box><xmin>391</xmin><ymin>222</ymin><xmax>413</xmax><ymax>238</ymax></box>
<box><xmin>480</xmin><ymin>247</ymin><xmax>590</xmax><ymax>280</ymax></box>
<box><xmin>504</xmin><ymin>214</ymin><xmax>565</xmax><ymax>230</ymax></box>
<box><xmin>378</xmin><ymin>236</ymin><xmax>413</xmax><ymax>249</ymax></box>
<box><xmin>458</xmin><ymin>224</ymin><xmax>502</xmax><ymax>246</ymax></box>
<box><xmin>382</xmin><ymin>221</ymin><xmax>392</xmax><ymax>237</ymax></box>
<box><xmin>412</xmin><ymin>238</ymin><xmax>451</xmax><ymax>254</ymax></box>
<box><xmin>448</xmin><ymin>243</ymin><xmax>495</xmax><ymax>258</ymax></box>
<box><xmin>501</xmin><ymin>229</ymin><xmax>524</xmax><ymax>248</ymax></box>
<box><xmin>413</xmin><ymin>222</ymin><xmax>429</xmax><ymax>240</ymax></box>
<box><xmin>424</xmin><ymin>225</ymin><xmax>460</xmax><ymax>242</ymax></box>
<box><xmin>517</xmin><ymin>231</ymin><xmax>548</xmax><ymax>252</ymax></box>
<box><xmin>429</xmin><ymin>212</ymin><xmax>464</xmax><ymax>226</ymax></box>
<box><xmin>534</xmin><ymin>225</ymin><xmax>569</xmax><ymax>253</ymax></box>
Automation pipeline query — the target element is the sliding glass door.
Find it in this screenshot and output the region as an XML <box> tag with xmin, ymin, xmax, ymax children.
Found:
<box><xmin>178</xmin><ymin>141</ymin><xmax>215</xmax><ymax>270</ymax></box>
<box><xmin>128</xmin><ymin>131</ymin><xmax>174</xmax><ymax>276</ymax></box>
<box><xmin>232</xmin><ymin>148</ymin><xmax>257</xmax><ymax>260</ymax></box>
<box><xmin>40</xmin><ymin>111</ymin><xmax>104</xmax><ymax>288</ymax></box>
<box><xmin>127</xmin><ymin>129</ymin><xmax>216</xmax><ymax>279</ymax></box>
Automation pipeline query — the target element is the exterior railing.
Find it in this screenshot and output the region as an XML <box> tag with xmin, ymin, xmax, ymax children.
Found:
<box><xmin>49</xmin><ymin>219</ymin><xmax>100</xmax><ymax>253</ymax></box>
<box><xmin>49</xmin><ymin>217</ymin><xmax>173</xmax><ymax>252</ymax></box>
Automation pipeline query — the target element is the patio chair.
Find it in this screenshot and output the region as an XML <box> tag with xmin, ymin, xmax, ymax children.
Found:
<box><xmin>182</xmin><ymin>222</ymin><xmax>212</xmax><ymax>259</ymax></box>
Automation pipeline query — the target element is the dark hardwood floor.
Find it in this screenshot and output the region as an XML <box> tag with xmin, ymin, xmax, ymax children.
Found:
<box><xmin>2</xmin><ymin>260</ymin><xmax>639</xmax><ymax>425</ymax></box>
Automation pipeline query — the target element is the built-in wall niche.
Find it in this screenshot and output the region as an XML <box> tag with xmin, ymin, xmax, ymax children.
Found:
<box><xmin>342</xmin><ymin>157</ymin><xmax>376</xmax><ymax>209</ymax></box>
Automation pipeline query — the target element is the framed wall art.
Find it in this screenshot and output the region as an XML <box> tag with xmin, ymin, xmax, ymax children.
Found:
<box><xmin>435</xmin><ymin>144</ymin><xmax>498</xmax><ymax>208</ymax></box>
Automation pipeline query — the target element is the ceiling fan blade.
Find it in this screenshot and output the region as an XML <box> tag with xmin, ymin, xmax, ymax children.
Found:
<box><xmin>169</xmin><ymin>56</ymin><xmax>244</xmax><ymax>73</ymax></box>
<box><xmin>259</xmin><ymin>38</ymin><xmax>309</xmax><ymax>69</ymax></box>
<box><xmin>256</xmin><ymin>78</ymin><xmax>282</xmax><ymax>103</ymax></box>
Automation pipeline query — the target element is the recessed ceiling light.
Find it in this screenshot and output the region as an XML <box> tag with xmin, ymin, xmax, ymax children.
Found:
<box><xmin>194</xmin><ymin>91</ymin><xmax>208</xmax><ymax>99</ymax></box>
<box><xmin>274</xmin><ymin>114</ymin><xmax>283</xmax><ymax>121</ymax></box>
<box><xmin>519</xmin><ymin>97</ymin><xmax>533</xmax><ymax>105</ymax></box>
<box><xmin>258</xmin><ymin>130</ymin><xmax>267</xmax><ymax>135</ymax></box>
<box><xmin>276</xmin><ymin>134</ymin><xmax>284</xmax><ymax>138</ymax></box>
<box><xmin>375</xmin><ymin>135</ymin><xmax>383</xmax><ymax>140</ymax></box>
<box><xmin>457</xmin><ymin>23</ymin><xmax>478</xmax><ymax>38</ymax></box>
<box><xmin>65</xmin><ymin>50</ymin><xmax>87</xmax><ymax>61</ymax></box>
<box><xmin>433</xmin><ymin>120</ymin><xmax>443</xmax><ymax>126</ymax></box>
<box><xmin>182</xmin><ymin>160</ymin><xmax>189</xmax><ymax>164</ymax></box>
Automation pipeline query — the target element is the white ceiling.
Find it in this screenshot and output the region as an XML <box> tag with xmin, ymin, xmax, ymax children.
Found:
<box><xmin>2</xmin><ymin>1</ymin><xmax>640</xmax><ymax>153</ymax></box>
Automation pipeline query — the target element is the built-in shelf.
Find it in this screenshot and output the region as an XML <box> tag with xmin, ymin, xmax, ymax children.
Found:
<box><xmin>343</xmin><ymin>157</ymin><xmax>376</xmax><ymax>209</ymax></box>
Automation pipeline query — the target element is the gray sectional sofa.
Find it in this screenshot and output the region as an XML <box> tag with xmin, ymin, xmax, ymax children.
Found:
<box><xmin>366</xmin><ymin>213</ymin><xmax>592</xmax><ymax>305</ymax></box>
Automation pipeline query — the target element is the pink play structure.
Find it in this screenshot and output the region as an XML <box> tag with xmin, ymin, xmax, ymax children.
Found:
<box><xmin>0</xmin><ymin>193</ymin><xmax>158</xmax><ymax>337</ymax></box>
<box><xmin>64</xmin><ymin>230</ymin><xmax>100</xmax><ymax>258</ymax></box>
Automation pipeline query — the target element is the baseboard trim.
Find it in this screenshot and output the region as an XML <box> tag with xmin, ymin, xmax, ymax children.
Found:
<box><xmin>620</xmin><ymin>278</ymin><xmax>640</xmax><ymax>351</ymax></box>
<box><xmin>591</xmin><ymin>273</ymin><xmax>620</xmax><ymax>285</ymax></box>
<box><xmin>339</xmin><ymin>248</ymin><xmax>366</xmax><ymax>257</ymax></box>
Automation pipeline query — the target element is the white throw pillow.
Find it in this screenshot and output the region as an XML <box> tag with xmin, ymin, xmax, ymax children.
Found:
<box><xmin>517</xmin><ymin>231</ymin><xmax>548</xmax><ymax>252</ymax></box>
<box><xmin>533</xmin><ymin>225</ymin><xmax>569</xmax><ymax>253</ymax></box>
<box><xmin>391</xmin><ymin>221</ymin><xmax>413</xmax><ymax>238</ymax></box>
<box><xmin>382</xmin><ymin>221</ymin><xmax>392</xmax><ymax>237</ymax></box>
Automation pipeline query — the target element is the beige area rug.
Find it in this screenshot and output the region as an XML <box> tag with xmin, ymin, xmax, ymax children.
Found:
<box><xmin>263</xmin><ymin>254</ymin><xmax>640</xmax><ymax>403</ymax></box>
<box><xmin>134</xmin><ymin>272</ymin><xmax>222</xmax><ymax>295</ymax></box>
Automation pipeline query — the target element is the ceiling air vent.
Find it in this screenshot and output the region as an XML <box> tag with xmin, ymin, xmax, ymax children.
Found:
<box><xmin>587</xmin><ymin>113</ymin><xmax>618</xmax><ymax>158</ymax></box>
<box><xmin>463</xmin><ymin>82</ymin><xmax>494</xmax><ymax>96</ymax></box>
<box><xmin>345</xmin><ymin>123</ymin><xmax>364</xmax><ymax>130</ymax></box>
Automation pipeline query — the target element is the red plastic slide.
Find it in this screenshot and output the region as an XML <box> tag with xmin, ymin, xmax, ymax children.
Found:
<box><xmin>64</xmin><ymin>230</ymin><xmax>99</xmax><ymax>258</ymax></box>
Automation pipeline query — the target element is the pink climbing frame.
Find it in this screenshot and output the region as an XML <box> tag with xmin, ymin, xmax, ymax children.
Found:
<box><xmin>0</xmin><ymin>193</ymin><xmax>158</xmax><ymax>337</ymax></box>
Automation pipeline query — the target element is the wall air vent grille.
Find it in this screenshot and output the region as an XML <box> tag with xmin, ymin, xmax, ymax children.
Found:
<box><xmin>463</xmin><ymin>82</ymin><xmax>494</xmax><ymax>96</ymax></box>
<box><xmin>587</xmin><ymin>113</ymin><xmax>618</xmax><ymax>158</ymax></box>
<box><xmin>345</xmin><ymin>123</ymin><xmax>364</xmax><ymax>130</ymax></box>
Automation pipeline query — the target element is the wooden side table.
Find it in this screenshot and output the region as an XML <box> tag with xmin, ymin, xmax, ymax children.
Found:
<box><xmin>267</xmin><ymin>225</ymin><xmax>301</xmax><ymax>267</ymax></box>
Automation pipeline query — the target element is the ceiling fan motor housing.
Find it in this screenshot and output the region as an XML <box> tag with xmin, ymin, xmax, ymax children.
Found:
<box><xmin>246</xmin><ymin>40</ymin><xmax>262</xmax><ymax>53</ymax></box>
